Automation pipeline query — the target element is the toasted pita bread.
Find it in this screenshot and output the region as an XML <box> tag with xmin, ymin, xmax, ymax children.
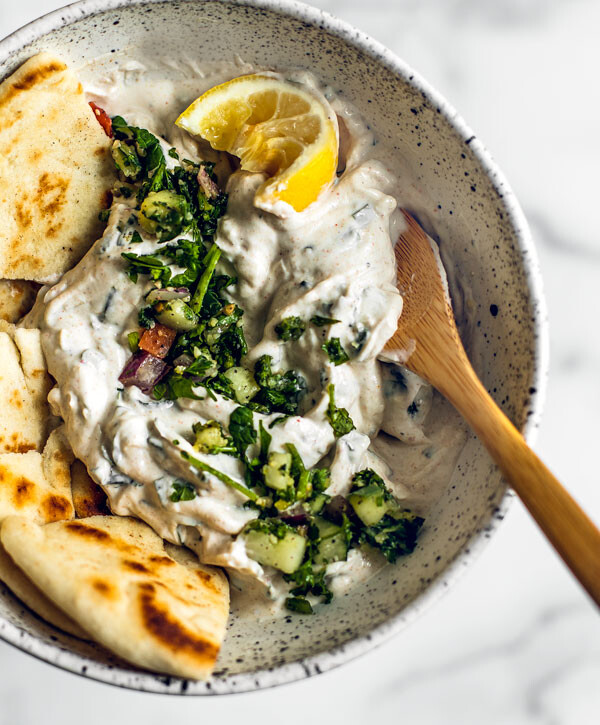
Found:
<box><xmin>0</xmin><ymin>427</ymin><xmax>80</xmax><ymax>635</ymax></box>
<box><xmin>0</xmin><ymin>280</ymin><xmax>39</xmax><ymax>323</ymax></box>
<box><xmin>0</xmin><ymin>427</ymin><xmax>73</xmax><ymax>525</ymax></box>
<box><xmin>1</xmin><ymin>516</ymin><xmax>229</xmax><ymax>679</ymax></box>
<box><xmin>71</xmin><ymin>459</ymin><xmax>110</xmax><ymax>518</ymax></box>
<box><xmin>0</xmin><ymin>322</ymin><xmax>53</xmax><ymax>453</ymax></box>
<box><xmin>0</xmin><ymin>52</ymin><xmax>114</xmax><ymax>281</ymax></box>
<box><xmin>0</xmin><ymin>542</ymin><xmax>87</xmax><ymax>638</ymax></box>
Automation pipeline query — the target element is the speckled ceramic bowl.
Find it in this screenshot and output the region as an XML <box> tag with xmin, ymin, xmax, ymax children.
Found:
<box><xmin>0</xmin><ymin>0</ymin><xmax>548</xmax><ymax>695</ymax></box>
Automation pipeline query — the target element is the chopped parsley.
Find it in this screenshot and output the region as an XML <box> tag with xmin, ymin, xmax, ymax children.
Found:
<box><xmin>169</xmin><ymin>480</ymin><xmax>197</xmax><ymax>502</ymax></box>
<box><xmin>138</xmin><ymin>306</ymin><xmax>155</xmax><ymax>329</ymax></box>
<box><xmin>250</xmin><ymin>355</ymin><xmax>307</xmax><ymax>415</ymax></box>
<box><xmin>229</xmin><ymin>406</ymin><xmax>257</xmax><ymax>460</ymax></box>
<box><xmin>275</xmin><ymin>316</ymin><xmax>306</xmax><ymax>341</ymax></box>
<box><xmin>326</xmin><ymin>383</ymin><xmax>355</xmax><ymax>438</ymax></box>
<box><xmin>321</xmin><ymin>337</ymin><xmax>350</xmax><ymax>365</ymax></box>
<box><xmin>310</xmin><ymin>315</ymin><xmax>340</xmax><ymax>327</ymax></box>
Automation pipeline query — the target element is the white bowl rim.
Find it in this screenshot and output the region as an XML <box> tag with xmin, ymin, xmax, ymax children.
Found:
<box><xmin>0</xmin><ymin>0</ymin><xmax>549</xmax><ymax>695</ymax></box>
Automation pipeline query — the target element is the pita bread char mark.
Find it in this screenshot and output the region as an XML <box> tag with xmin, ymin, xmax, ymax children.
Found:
<box><xmin>0</xmin><ymin>52</ymin><xmax>114</xmax><ymax>281</ymax></box>
<box><xmin>0</xmin><ymin>322</ymin><xmax>53</xmax><ymax>454</ymax></box>
<box><xmin>0</xmin><ymin>427</ymin><xmax>74</xmax><ymax>526</ymax></box>
<box><xmin>0</xmin><ymin>516</ymin><xmax>229</xmax><ymax>680</ymax></box>
<box><xmin>0</xmin><ymin>427</ymin><xmax>79</xmax><ymax>636</ymax></box>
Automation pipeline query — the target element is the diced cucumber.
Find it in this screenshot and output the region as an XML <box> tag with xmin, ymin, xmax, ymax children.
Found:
<box><xmin>262</xmin><ymin>451</ymin><xmax>294</xmax><ymax>491</ymax></box>
<box><xmin>223</xmin><ymin>366</ymin><xmax>260</xmax><ymax>404</ymax></box>
<box><xmin>155</xmin><ymin>299</ymin><xmax>198</xmax><ymax>331</ymax></box>
<box><xmin>348</xmin><ymin>483</ymin><xmax>392</xmax><ymax>526</ymax></box>
<box><xmin>315</xmin><ymin>517</ymin><xmax>341</xmax><ymax>538</ymax></box>
<box><xmin>111</xmin><ymin>140</ymin><xmax>141</xmax><ymax>179</ymax></box>
<box><xmin>313</xmin><ymin>516</ymin><xmax>348</xmax><ymax>567</ymax></box>
<box><xmin>192</xmin><ymin>420</ymin><xmax>230</xmax><ymax>453</ymax></box>
<box><xmin>139</xmin><ymin>190</ymin><xmax>191</xmax><ymax>241</ymax></box>
<box><xmin>306</xmin><ymin>493</ymin><xmax>329</xmax><ymax>515</ymax></box>
<box><xmin>244</xmin><ymin>528</ymin><xmax>306</xmax><ymax>574</ymax></box>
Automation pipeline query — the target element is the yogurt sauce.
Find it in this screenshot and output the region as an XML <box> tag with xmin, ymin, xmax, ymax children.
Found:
<box><xmin>26</xmin><ymin>58</ymin><xmax>468</xmax><ymax>613</ymax></box>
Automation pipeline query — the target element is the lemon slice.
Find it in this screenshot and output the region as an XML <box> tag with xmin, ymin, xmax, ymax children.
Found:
<box><xmin>176</xmin><ymin>74</ymin><xmax>339</xmax><ymax>213</ymax></box>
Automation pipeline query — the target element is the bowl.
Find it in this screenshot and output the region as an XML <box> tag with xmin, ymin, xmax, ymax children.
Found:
<box><xmin>0</xmin><ymin>0</ymin><xmax>548</xmax><ymax>695</ymax></box>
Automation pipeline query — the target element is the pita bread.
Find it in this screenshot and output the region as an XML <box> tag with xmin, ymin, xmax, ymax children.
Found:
<box><xmin>71</xmin><ymin>459</ymin><xmax>110</xmax><ymax>518</ymax></box>
<box><xmin>0</xmin><ymin>280</ymin><xmax>39</xmax><ymax>323</ymax></box>
<box><xmin>0</xmin><ymin>52</ymin><xmax>114</xmax><ymax>281</ymax></box>
<box><xmin>1</xmin><ymin>515</ymin><xmax>229</xmax><ymax>680</ymax></box>
<box><xmin>0</xmin><ymin>427</ymin><xmax>80</xmax><ymax>635</ymax></box>
<box><xmin>0</xmin><ymin>322</ymin><xmax>53</xmax><ymax>453</ymax></box>
<box><xmin>0</xmin><ymin>543</ymin><xmax>87</xmax><ymax>638</ymax></box>
<box><xmin>0</xmin><ymin>427</ymin><xmax>73</xmax><ymax>525</ymax></box>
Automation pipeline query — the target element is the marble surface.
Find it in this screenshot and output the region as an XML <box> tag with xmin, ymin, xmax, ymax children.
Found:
<box><xmin>0</xmin><ymin>0</ymin><xmax>599</xmax><ymax>722</ymax></box>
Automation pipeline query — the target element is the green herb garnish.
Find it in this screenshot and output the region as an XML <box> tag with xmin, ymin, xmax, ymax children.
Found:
<box><xmin>275</xmin><ymin>316</ymin><xmax>306</xmax><ymax>341</ymax></box>
<box><xmin>321</xmin><ymin>338</ymin><xmax>350</xmax><ymax>366</ymax></box>
<box><xmin>310</xmin><ymin>315</ymin><xmax>340</xmax><ymax>327</ymax></box>
<box><xmin>169</xmin><ymin>480</ymin><xmax>197</xmax><ymax>502</ymax></box>
<box><xmin>326</xmin><ymin>383</ymin><xmax>355</xmax><ymax>438</ymax></box>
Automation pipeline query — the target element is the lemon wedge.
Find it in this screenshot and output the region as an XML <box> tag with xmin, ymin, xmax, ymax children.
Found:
<box><xmin>176</xmin><ymin>74</ymin><xmax>339</xmax><ymax>214</ymax></box>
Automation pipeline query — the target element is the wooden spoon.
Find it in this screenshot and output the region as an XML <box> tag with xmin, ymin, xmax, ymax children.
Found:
<box><xmin>385</xmin><ymin>210</ymin><xmax>600</xmax><ymax>606</ymax></box>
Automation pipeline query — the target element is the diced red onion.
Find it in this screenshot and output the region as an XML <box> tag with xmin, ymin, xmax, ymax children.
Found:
<box><xmin>197</xmin><ymin>166</ymin><xmax>220</xmax><ymax>199</ymax></box>
<box><xmin>279</xmin><ymin>512</ymin><xmax>309</xmax><ymax>527</ymax></box>
<box><xmin>145</xmin><ymin>287</ymin><xmax>190</xmax><ymax>304</ymax></box>
<box><xmin>119</xmin><ymin>351</ymin><xmax>170</xmax><ymax>394</ymax></box>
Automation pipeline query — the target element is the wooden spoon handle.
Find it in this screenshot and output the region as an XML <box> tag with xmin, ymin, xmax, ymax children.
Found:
<box><xmin>436</xmin><ymin>355</ymin><xmax>600</xmax><ymax>607</ymax></box>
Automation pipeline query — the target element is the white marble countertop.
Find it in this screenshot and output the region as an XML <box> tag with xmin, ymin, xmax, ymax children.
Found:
<box><xmin>0</xmin><ymin>1</ymin><xmax>599</xmax><ymax>723</ymax></box>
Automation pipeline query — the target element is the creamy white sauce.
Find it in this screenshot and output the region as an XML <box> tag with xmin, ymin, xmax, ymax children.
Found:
<box><xmin>26</xmin><ymin>58</ymin><xmax>469</xmax><ymax>613</ymax></box>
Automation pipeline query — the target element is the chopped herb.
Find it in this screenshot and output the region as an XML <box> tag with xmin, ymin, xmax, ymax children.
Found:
<box><xmin>252</xmin><ymin>355</ymin><xmax>307</xmax><ymax>415</ymax></box>
<box><xmin>111</xmin><ymin>139</ymin><xmax>142</xmax><ymax>180</ymax></box>
<box><xmin>283</xmin><ymin>558</ymin><xmax>333</xmax><ymax>605</ymax></box>
<box><xmin>229</xmin><ymin>406</ymin><xmax>257</xmax><ymax>459</ymax></box>
<box><xmin>98</xmin><ymin>209</ymin><xmax>111</xmax><ymax>223</ymax></box>
<box><xmin>258</xmin><ymin>420</ymin><xmax>272</xmax><ymax>461</ymax></box>
<box><xmin>285</xmin><ymin>442</ymin><xmax>305</xmax><ymax>482</ymax></box>
<box><xmin>310</xmin><ymin>315</ymin><xmax>340</xmax><ymax>327</ymax></box>
<box><xmin>326</xmin><ymin>383</ymin><xmax>355</xmax><ymax>438</ymax></box>
<box><xmin>122</xmin><ymin>252</ymin><xmax>171</xmax><ymax>286</ymax></box>
<box><xmin>138</xmin><ymin>306</ymin><xmax>155</xmax><ymax>329</ymax></box>
<box><xmin>169</xmin><ymin>480</ymin><xmax>196</xmax><ymax>502</ymax></box>
<box><xmin>321</xmin><ymin>338</ymin><xmax>350</xmax><ymax>366</ymax></box>
<box><xmin>168</xmin><ymin>148</ymin><xmax>180</xmax><ymax>159</ymax></box>
<box><xmin>190</xmin><ymin>243</ymin><xmax>221</xmax><ymax>314</ymax></box>
<box><xmin>152</xmin><ymin>374</ymin><xmax>204</xmax><ymax>401</ymax></box>
<box><xmin>285</xmin><ymin>596</ymin><xmax>313</xmax><ymax>614</ymax></box>
<box><xmin>275</xmin><ymin>316</ymin><xmax>306</xmax><ymax>341</ymax></box>
<box><xmin>358</xmin><ymin>511</ymin><xmax>424</xmax><ymax>562</ymax></box>
<box><xmin>269</xmin><ymin>415</ymin><xmax>290</xmax><ymax>428</ymax></box>
<box><xmin>181</xmin><ymin>449</ymin><xmax>259</xmax><ymax>501</ymax></box>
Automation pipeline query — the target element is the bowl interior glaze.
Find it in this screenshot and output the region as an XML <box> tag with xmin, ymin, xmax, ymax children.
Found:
<box><xmin>0</xmin><ymin>0</ymin><xmax>547</xmax><ymax>695</ymax></box>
